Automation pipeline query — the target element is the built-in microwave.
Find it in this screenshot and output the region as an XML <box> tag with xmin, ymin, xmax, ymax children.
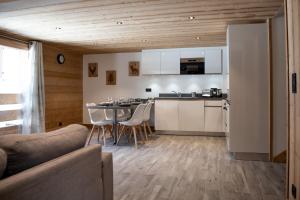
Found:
<box><xmin>180</xmin><ymin>58</ymin><xmax>205</xmax><ymax>74</ymax></box>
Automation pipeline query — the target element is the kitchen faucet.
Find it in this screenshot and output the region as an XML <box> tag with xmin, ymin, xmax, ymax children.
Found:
<box><xmin>172</xmin><ymin>91</ymin><xmax>182</xmax><ymax>97</ymax></box>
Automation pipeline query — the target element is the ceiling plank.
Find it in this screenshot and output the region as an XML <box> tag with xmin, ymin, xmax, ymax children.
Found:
<box><xmin>0</xmin><ymin>0</ymin><xmax>284</xmax><ymax>52</ymax></box>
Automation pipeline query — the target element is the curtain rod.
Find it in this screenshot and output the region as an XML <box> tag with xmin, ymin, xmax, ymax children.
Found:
<box><xmin>0</xmin><ymin>34</ymin><xmax>29</xmax><ymax>44</ymax></box>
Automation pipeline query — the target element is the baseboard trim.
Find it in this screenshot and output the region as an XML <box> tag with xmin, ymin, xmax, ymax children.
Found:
<box><xmin>273</xmin><ymin>150</ymin><xmax>287</xmax><ymax>163</ymax></box>
<box><xmin>156</xmin><ymin>130</ymin><xmax>225</xmax><ymax>137</ymax></box>
<box><xmin>231</xmin><ymin>152</ymin><xmax>270</xmax><ymax>161</ymax></box>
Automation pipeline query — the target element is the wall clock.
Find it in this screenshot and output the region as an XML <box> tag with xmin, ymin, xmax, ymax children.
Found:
<box><xmin>57</xmin><ymin>53</ymin><xmax>65</xmax><ymax>64</ymax></box>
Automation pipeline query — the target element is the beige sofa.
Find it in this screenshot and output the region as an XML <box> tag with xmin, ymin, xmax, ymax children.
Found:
<box><xmin>0</xmin><ymin>124</ymin><xmax>113</xmax><ymax>200</ymax></box>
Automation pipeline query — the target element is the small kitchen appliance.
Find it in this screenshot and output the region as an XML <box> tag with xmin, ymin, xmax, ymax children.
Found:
<box><xmin>191</xmin><ymin>92</ymin><xmax>197</xmax><ymax>98</ymax></box>
<box><xmin>210</xmin><ymin>88</ymin><xmax>222</xmax><ymax>97</ymax></box>
<box><xmin>180</xmin><ymin>58</ymin><xmax>205</xmax><ymax>74</ymax></box>
<box><xmin>202</xmin><ymin>89</ymin><xmax>211</xmax><ymax>97</ymax></box>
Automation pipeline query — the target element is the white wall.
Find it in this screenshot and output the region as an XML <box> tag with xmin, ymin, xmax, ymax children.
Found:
<box><xmin>272</xmin><ymin>14</ymin><xmax>287</xmax><ymax>156</ymax></box>
<box><xmin>83</xmin><ymin>51</ymin><xmax>227</xmax><ymax>123</ymax></box>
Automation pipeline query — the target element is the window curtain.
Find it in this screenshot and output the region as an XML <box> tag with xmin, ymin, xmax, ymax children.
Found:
<box><xmin>21</xmin><ymin>41</ymin><xmax>45</xmax><ymax>134</ymax></box>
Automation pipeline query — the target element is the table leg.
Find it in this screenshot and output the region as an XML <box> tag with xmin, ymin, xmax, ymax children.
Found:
<box><xmin>112</xmin><ymin>109</ymin><xmax>118</xmax><ymax>144</ymax></box>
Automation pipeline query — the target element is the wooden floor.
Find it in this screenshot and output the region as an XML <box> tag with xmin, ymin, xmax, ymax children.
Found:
<box><xmin>94</xmin><ymin>134</ymin><xmax>285</xmax><ymax>200</ymax></box>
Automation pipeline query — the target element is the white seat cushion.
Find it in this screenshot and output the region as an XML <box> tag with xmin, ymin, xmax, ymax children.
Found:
<box><xmin>119</xmin><ymin>119</ymin><xmax>141</xmax><ymax>126</ymax></box>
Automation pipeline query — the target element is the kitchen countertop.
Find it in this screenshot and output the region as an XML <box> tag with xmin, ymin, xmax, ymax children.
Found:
<box><xmin>155</xmin><ymin>93</ymin><xmax>227</xmax><ymax>100</ymax></box>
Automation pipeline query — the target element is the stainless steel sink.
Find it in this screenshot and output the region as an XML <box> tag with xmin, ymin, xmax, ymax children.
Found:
<box><xmin>159</xmin><ymin>93</ymin><xmax>198</xmax><ymax>98</ymax></box>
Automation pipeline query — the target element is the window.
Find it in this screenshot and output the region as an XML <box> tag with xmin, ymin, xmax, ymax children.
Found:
<box><xmin>0</xmin><ymin>45</ymin><xmax>28</xmax><ymax>93</ymax></box>
<box><xmin>0</xmin><ymin>45</ymin><xmax>29</xmax><ymax>129</ymax></box>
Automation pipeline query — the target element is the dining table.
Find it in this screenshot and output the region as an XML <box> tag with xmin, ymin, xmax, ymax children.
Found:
<box><xmin>86</xmin><ymin>102</ymin><xmax>141</xmax><ymax>144</ymax></box>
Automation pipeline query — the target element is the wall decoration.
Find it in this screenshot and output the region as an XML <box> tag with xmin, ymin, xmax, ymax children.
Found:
<box><xmin>88</xmin><ymin>63</ymin><xmax>98</xmax><ymax>77</ymax></box>
<box><xmin>106</xmin><ymin>70</ymin><xmax>116</xmax><ymax>85</ymax></box>
<box><xmin>128</xmin><ymin>61</ymin><xmax>140</xmax><ymax>76</ymax></box>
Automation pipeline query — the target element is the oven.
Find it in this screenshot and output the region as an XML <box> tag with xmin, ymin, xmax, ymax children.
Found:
<box><xmin>180</xmin><ymin>58</ymin><xmax>205</xmax><ymax>74</ymax></box>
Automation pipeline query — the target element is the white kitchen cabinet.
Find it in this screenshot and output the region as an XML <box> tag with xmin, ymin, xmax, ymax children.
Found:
<box><xmin>180</xmin><ymin>48</ymin><xmax>205</xmax><ymax>58</ymax></box>
<box><xmin>205</xmin><ymin>49</ymin><xmax>222</xmax><ymax>74</ymax></box>
<box><xmin>161</xmin><ymin>49</ymin><xmax>180</xmax><ymax>74</ymax></box>
<box><xmin>155</xmin><ymin>100</ymin><xmax>179</xmax><ymax>130</ymax></box>
<box><xmin>204</xmin><ymin>100</ymin><xmax>222</xmax><ymax>107</ymax></box>
<box><xmin>141</xmin><ymin>50</ymin><xmax>161</xmax><ymax>75</ymax></box>
<box><xmin>204</xmin><ymin>103</ymin><xmax>223</xmax><ymax>132</ymax></box>
<box><xmin>228</xmin><ymin>23</ymin><xmax>269</xmax><ymax>154</ymax></box>
<box><xmin>155</xmin><ymin>100</ymin><xmax>224</xmax><ymax>133</ymax></box>
<box><xmin>178</xmin><ymin>101</ymin><xmax>204</xmax><ymax>131</ymax></box>
<box><xmin>141</xmin><ymin>47</ymin><xmax>225</xmax><ymax>75</ymax></box>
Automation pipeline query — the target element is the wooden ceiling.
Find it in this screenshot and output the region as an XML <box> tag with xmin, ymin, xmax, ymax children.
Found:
<box><xmin>0</xmin><ymin>0</ymin><xmax>284</xmax><ymax>53</ymax></box>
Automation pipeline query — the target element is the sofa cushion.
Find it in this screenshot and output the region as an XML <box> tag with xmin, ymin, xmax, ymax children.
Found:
<box><xmin>0</xmin><ymin>149</ymin><xmax>7</xmax><ymax>179</ymax></box>
<box><xmin>0</xmin><ymin>124</ymin><xmax>89</xmax><ymax>178</ymax></box>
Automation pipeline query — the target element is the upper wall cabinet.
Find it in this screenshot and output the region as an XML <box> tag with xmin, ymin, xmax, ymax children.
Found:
<box><xmin>141</xmin><ymin>47</ymin><xmax>224</xmax><ymax>75</ymax></box>
<box><xmin>205</xmin><ymin>49</ymin><xmax>222</xmax><ymax>74</ymax></box>
<box><xmin>160</xmin><ymin>49</ymin><xmax>180</xmax><ymax>74</ymax></box>
<box><xmin>180</xmin><ymin>48</ymin><xmax>205</xmax><ymax>58</ymax></box>
<box><xmin>141</xmin><ymin>50</ymin><xmax>161</xmax><ymax>75</ymax></box>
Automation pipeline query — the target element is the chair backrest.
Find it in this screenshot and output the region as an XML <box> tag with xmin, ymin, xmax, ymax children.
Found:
<box><xmin>104</xmin><ymin>109</ymin><xmax>125</xmax><ymax>120</ymax></box>
<box><xmin>129</xmin><ymin>103</ymin><xmax>147</xmax><ymax>124</ymax></box>
<box><xmin>123</xmin><ymin>109</ymin><xmax>131</xmax><ymax>116</ymax></box>
<box><xmin>86</xmin><ymin>103</ymin><xmax>103</xmax><ymax>123</ymax></box>
<box><xmin>104</xmin><ymin>109</ymin><xmax>113</xmax><ymax>120</ymax></box>
<box><xmin>143</xmin><ymin>101</ymin><xmax>153</xmax><ymax>121</ymax></box>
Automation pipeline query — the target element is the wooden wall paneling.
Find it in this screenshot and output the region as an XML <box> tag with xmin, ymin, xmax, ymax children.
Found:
<box><xmin>0</xmin><ymin>36</ymin><xmax>28</xmax><ymax>49</ymax></box>
<box><xmin>43</xmin><ymin>44</ymin><xmax>83</xmax><ymax>131</ymax></box>
<box><xmin>0</xmin><ymin>0</ymin><xmax>284</xmax><ymax>53</ymax></box>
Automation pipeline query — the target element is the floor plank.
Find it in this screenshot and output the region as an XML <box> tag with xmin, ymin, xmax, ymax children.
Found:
<box><xmin>91</xmin><ymin>135</ymin><xmax>286</xmax><ymax>200</ymax></box>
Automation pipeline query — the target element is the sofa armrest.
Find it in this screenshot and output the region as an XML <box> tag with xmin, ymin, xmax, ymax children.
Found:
<box><xmin>0</xmin><ymin>145</ymin><xmax>103</xmax><ymax>200</ymax></box>
<box><xmin>102</xmin><ymin>152</ymin><xmax>113</xmax><ymax>200</ymax></box>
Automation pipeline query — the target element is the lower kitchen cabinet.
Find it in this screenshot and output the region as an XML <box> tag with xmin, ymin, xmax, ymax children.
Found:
<box><xmin>204</xmin><ymin>106</ymin><xmax>223</xmax><ymax>132</ymax></box>
<box><xmin>178</xmin><ymin>101</ymin><xmax>204</xmax><ymax>131</ymax></box>
<box><xmin>155</xmin><ymin>99</ymin><xmax>224</xmax><ymax>133</ymax></box>
<box><xmin>155</xmin><ymin>100</ymin><xmax>179</xmax><ymax>131</ymax></box>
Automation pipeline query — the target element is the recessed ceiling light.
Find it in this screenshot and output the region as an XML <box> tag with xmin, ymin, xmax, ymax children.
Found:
<box><xmin>196</xmin><ymin>36</ymin><xmax>201</xmax><ymax>40</ymax></box>
<box><xmin>116</xmin><ymin>21</ymin><xmax>123</xmax><ymax>25</ymax></box>
<box><xmin>189</xmin><ymin>16</ymin><xmax>195</xmax><ymax>20</ymax></box>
